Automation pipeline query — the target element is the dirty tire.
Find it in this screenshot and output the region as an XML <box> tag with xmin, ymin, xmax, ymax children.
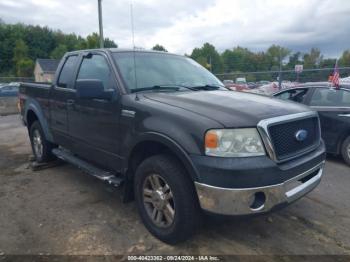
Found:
<box><xmin>134</xmin><ymin>154</ymin><xmax>200</xmax><ymax>244</ymax></box>
<box><xmin>341</xmin><ymin>136</ymin><xmax>350</xmax><ymax>166</ymax></box>
<box><xmin>29</xmin><ymin>121</ymin><xmax>56</xmax><ymax>163</ymax></box>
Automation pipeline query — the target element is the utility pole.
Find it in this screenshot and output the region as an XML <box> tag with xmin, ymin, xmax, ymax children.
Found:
<box><xmin>209</xmin><ymin>56</ymin><xmax>212</xmax><ymax>72</ymax></box>
<box><xmin>98</xmin><ymin>0</ymin><xmax>104</xmax><ymax>48</ymax></box>
<box><xmin>278</xmin><ymin>48</ymin><xmax>282</xmax><ymax>90</ymax></box>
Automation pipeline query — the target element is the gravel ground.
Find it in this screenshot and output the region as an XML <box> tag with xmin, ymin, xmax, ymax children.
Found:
<box><xmin>0</xmin><ymin>114</ymin><xmax>350</xmax><ymax>256</ymax></box>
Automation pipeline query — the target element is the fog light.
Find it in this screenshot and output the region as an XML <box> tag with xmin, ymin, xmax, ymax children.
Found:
<box><xmin>249</xmin><ymin>192</ymin><xmax>266</xmax><ymax>211</ymax></box>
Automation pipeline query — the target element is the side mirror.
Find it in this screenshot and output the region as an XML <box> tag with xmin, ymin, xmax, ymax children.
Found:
<box><xmin>75</xmin><ymin>79</ymin><xmax>113</xmax><ymax>100</ymax></box>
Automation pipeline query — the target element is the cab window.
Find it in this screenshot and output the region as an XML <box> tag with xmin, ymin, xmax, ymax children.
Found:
<box><xmin>57</xmin><ymin>55</ymin><xmax>78</xmax><ymax>88</ymax></box>
<box><xmin>76</xmin><ymin>54</ymin><xmax>114</xmax><ymax>91</ymax></box>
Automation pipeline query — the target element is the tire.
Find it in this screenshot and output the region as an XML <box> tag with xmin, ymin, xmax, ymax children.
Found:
<box><xmin>29</xmin><ymin>121</ymin><xmax>56</xmax><ymax>163</ymax></box>
<box><xmin>134</xmin><ymin>154</ymin><xmax>200</xmax><ymax>244</ymax></box>
<box><xmin>341</xmin><ymin>136</ymin><xmax>350</xmax><ymax>166</ymax></box>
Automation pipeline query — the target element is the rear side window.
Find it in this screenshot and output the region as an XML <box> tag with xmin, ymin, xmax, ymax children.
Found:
<box><xmin>57</xmin><ymin>55</ymin><xmax>78</xmax><ymax>88</ymax></box>
<box><xmin>76</xmin><ymin>54</ymin><xmax>113</xmax><ymax>90</ymax></box>
<box><xmin>310</xmin><ymin>88</ymin><xmax>350</xmax><ymax>107</ymax></box>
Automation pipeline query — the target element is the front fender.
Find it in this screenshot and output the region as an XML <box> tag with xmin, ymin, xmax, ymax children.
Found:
<box><xmin>125</xmin><ymin>132</ymin><xmax>200</xmax><ymax>181</ymax></box>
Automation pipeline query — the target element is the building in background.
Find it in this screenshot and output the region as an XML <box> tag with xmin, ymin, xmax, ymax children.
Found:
<box><xmin>34</xmin><ymin>59</ymin><xmax>60</xmax><ymax>82</ymax></box>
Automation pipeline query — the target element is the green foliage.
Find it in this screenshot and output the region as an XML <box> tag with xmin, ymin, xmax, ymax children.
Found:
<box><xmin>86</xmin><ymin>32</ymin><xmax>100</xmax><ymax>49</ymax></box>
<box><xmin>303</xmin><ymin>48</ymin><xmax>323</xmax><ymax>69</ymax></box>
<box><xmin>152</xmin><ymin>44</ymin><xmax>168</xmax><ymax>52</ymax></box>
<box><xmin>13</xmin><ymin>39</ymin><xmax>28</xmax><ymax>64</ymax></box>
<box><xmin>190</xmin><ymin>43</ymin><xmax>222</xmax><ymax>73</ymax></box>
<box><xmin>339</xmin><ymin>50</ymin><xmax>350</xmax><ymax>67</ymax></box>
<box><xmin>0</xmin><ymin>22</ymin><xmax>118</xmax><ymax>76</ymax></box>
<box><xmin>266</xmin><ymin>45</ymin><xmax>290</xmax><ymax>66</ymax></box>
<box><xmin>12</xmin><ymin>39</ymin><xmax>34</xmax><ymax>77</ymax></box>
<box><xmin>50</xmin><ymin>44</ymin><xmax>68</xmax><ymax>59</ymax></box>
<box><xmin>222</xmin><ymin>47</ymin><xmax>256</xmax><ymax>72</ymax></box>
<box><xmin>1</xmin><ymin>20</ymin><xmax>348</xmax><ymax>79</ymax></box>
<box><xmin>287</xmin><ymin>52</ymin><xmax>302</xmax><ymax>69</ymax></box>
<box><xmin>16</xmin><ymin>58</ymin><xmax>34</xmax><ymax>77</ymax></box>
<box><xmin>104</xmin><ymin>37</ymin><xmax>118</xmax><ymax>48</ymax></box>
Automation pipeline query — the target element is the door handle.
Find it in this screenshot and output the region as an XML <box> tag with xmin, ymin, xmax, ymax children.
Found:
<box><xmin>66</xmin><ymin>99</ymin><xmax>75</xmax><ymax>107</ymax></box>
<box><xmin>338</xmin><ymin>114</ymin><xmax>350</xmax><ymax>117</ymax></box>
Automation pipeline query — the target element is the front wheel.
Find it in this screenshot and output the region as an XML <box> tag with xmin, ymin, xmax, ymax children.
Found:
<box><xmin>29</xmin><ymin>121</ymin><xmax>56</xmax><ymax>163</ymax></box>
<box><xmin>134</xmin><ymin>154</ymin><xmax>200</xmax><ymax>244</ymax></box>
<box><xmin>341</xmin><ymin>136</ymin><xmax>350</xmax><ymax>166</ymax></box>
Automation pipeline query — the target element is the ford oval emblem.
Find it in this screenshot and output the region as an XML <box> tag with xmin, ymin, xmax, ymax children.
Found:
<box><xmin>295</xmin><ymin>129</ymin><xmax>308</xmax><ymax>142</ymax></box>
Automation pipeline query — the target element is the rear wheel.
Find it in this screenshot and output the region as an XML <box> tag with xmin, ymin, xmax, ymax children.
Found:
<box><xmin>134</xmin><ymin>154</ymin><xmax>200</xmax><ymax>244</ymax></box>
<box><xmin>341</xmin><ymin>136</ymin><xmax>350</xmax><ymax>166</ymax></box>
<box><xmin>29</xmin><ymin>121</ymin><xmax>56</xmax><ymax>163</ymax></box>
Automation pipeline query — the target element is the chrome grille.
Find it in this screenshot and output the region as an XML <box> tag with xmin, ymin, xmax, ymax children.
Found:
<box><xmin>258</xmin><ymin>112</ymin><xmax>321</xmax><ymax>162</ymax></box>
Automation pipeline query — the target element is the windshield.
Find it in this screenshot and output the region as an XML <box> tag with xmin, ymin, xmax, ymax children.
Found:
<box><xmin>112</xmin><ymin>52</ymin><xmax>225</xmax><ymax>92</ymax></box>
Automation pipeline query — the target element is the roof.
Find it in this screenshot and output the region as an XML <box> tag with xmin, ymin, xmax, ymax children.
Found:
<box><xmin>36</xmin><ymin>59</ymin><xmax>60</xmax><ymax>73</ymax></box>
<box><xmin>66</xmin><ymin>48</ymin><xmax>178</xmax><ymax>56</ymax></box>
<box><xmin>296</xmin><ymin>82</ymin><xmax>350</xmax><ymax>88</ymax></box>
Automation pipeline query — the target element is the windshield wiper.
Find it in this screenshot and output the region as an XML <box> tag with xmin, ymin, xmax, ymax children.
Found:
<box><xmin>130</xmin><ymin>85</ymin><xmax>194</xmax><ymax>93</ymax></box>
<box><xmin>189</xmin><ymin>84</ymin><xmax>225</xmax><ymax>91</ymax></box>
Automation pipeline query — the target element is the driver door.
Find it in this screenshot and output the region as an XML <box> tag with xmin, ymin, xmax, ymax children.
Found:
<box><xmin>68</xmin><ymin>52</ymin><xmax>122</xmax><ymax>171</ymax></box>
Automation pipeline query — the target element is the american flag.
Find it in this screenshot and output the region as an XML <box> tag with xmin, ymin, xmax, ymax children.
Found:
<box><xmin>332</xmin><ymin>60</ymin><xmax>340</xmax><ymax>89</ymax></box>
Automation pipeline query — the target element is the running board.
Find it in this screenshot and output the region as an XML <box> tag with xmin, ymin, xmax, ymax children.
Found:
<box><xmin>52</xmin><ymin>148</ymin><xmax>124</xmax><ymax>187</ymax></box>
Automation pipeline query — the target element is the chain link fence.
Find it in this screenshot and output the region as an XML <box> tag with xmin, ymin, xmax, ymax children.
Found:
<box><xmin>215</xmin><ymin>67</ymin><xmax>350</xmax><ymax>94</ymax></box>
<box><xmin>0</xmin><ymin>77</ymin><xmax>34</xmax><ymax>85</ymax></box>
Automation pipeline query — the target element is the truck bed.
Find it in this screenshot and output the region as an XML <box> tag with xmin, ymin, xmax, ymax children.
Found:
<box><xmin>19</xmin><ymin>82</ymin><xmax>53</xmax><ymax>125</ymax></box>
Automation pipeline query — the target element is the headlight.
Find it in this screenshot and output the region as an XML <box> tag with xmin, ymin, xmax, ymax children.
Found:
<box><xmin>205</xmin><ymin>128</ymin><xmax>265</xmax><ymax>157</ymax></box>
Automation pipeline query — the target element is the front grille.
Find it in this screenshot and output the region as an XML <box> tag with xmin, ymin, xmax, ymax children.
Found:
<box><xmin>268</xmin><ymin>116</ymin><xmax>320</xmax><ymax>161</ymax></box>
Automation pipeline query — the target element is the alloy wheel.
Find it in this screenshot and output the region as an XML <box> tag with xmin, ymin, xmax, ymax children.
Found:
<box><xmin>32</xmin><ymin>129</ymin><xmax>43</xmax><ymax>159</ymax></box>
<box><xmin>142</xmin><ymin>174</ymin><xmax>175</xmax><ymax>228</ymax></box>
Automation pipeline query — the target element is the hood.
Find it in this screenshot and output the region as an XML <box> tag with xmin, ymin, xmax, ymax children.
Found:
<box><xmin>143</xmin><ymin>90</ymin><xmax>311</xmax><ymax>127</ymax></box>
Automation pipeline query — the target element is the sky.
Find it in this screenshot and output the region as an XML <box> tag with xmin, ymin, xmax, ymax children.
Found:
<box><xmin>0</xmin><ymin>0</ymin><xmax>349</xmax><ymax>57</ymax></box>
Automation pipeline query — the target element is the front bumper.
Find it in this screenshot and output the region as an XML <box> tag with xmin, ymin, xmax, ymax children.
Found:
<box><xmin>195</xmin><ymin>161</ymin><xmax>324</xmax><ymax>215</ymax></box>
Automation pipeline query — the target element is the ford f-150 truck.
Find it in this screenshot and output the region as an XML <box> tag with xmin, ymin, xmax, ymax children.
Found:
<box><xmin>19</xmin><ymin>49</ymin><xmax>326</xmax><ymax>244</ymax></box>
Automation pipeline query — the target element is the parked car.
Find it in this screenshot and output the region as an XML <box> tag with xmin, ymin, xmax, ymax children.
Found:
<box><xmin>247</xmin><ymin>82</ymin><xmax>258</xmax><ymax>89</ymax></box>
<box><xmin>257</xmin><ymin>80</ymin><xmax>271</xmax><ymax>87</ymax></box>
<box><xmin>222</xmin><ymin>79</ymin><xmax>234</xmax><ymax>85</ymax></box>
<box><xmin>273</xmin><ymin>83</ymin><xmax>350</xmax><ymax>165</ymax></box>
<box><xmin>19</xmin><ymin>49</ymin><xmax>325</xmax><ymax>244</ymax></box>
<box><xmin>224</xmin><ymin>78</ymin><xmax>250</xmax><ymax>91</ymax></box>
<box><xmin>0</xmin><ymin>84</ymin><xmax>19</xmax><ymax>97</ymax></box>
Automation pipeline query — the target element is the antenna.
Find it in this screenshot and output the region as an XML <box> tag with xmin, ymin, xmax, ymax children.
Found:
<box><xmin>130</xmin><ymin>1</ymin><xmax>135</xmax><ymax>49</ymax></box>
<box><xmin>130</xmin><ymin>1</ymin><xmax>138</xmax><ymax>95</ymax></box>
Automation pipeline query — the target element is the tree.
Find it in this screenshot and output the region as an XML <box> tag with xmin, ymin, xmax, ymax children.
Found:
<box><xmin>320</xmin><ymin>58</ymin><xmax>336</xmax><ymax>68</ymax></box>
<box><xmin>339</xmin><ymin>50</ymin><xmax>350</xmax><ymax>67</ymax></box>
<box><xmin>303</xmin><ymin>48</ymin><xmax>323</xmax><ymax>68</ymax></box>
<box><xmin>86</xmin><ymin>33</ymin><xmax>118</xmax><ymax>49</ymax></box>
<box><xmin>104</xmin><ymin>37</ymin><xmax>118</xmax><ymax>48</ymax></box>
<box><xmin>86</xmin><ymin>33</ymin><xmax>100</xmax><ymax>49</ymax></box>
<box><xmin>16</xmin><ymin>58</ymin><xmax>34</xmax><ymax>77</ymax></box>
<box><xmin>13</xmin><ymin>39</ymin><xmax>34</xmax><ymax>76</ymax></box>
<box><xmin>266</xmin><ymin>45</ymin><xmax>290</xmax><ymax>69</ymax></box>
<box><xmin>0</xmin><ymin>22</ymin><xmax>119</xmax><ymax>75</ymax></box>
<box><xmin>13</xmin><ymin>39</ymin><xmax>28</xmax><ymax>65</ymax></box>
<box><xmin>190</xmin><ymin>43</ymin><xmax>223</xmax><ymax>73</ymax></box>
<box><xmin>287</xmin><ymin>52</ymin><xmax>302</xmax><ymax>69</ymax></box>
<box><xmin>50</xmin><ymin>44</ymin><xmax>68</xmax><ymax>59</ymax></box>
<box><xmin>222</xmin><ymin>46</ymin><xmax>256</xmax><ymax>73</ymax></box>
<box><xmin>152</xmin><ymin>44</ymin><xmax>167</xmax><ymax>52</ymax></box>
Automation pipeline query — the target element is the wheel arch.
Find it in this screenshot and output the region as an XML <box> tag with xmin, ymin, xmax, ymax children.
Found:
<box><xmin>125</xmin><ymin>132</ymin><xmax>199</xmax><ymax>181</ymax></box>
<box><xmin>24</xmin><ymin>99</ymin><xmax>54</xmax><ymax>143</ymax></box>
<box><xmin>336</xmin><ymin>129</ymin><xmax>350</xmax><ymax>154</ymax></box>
